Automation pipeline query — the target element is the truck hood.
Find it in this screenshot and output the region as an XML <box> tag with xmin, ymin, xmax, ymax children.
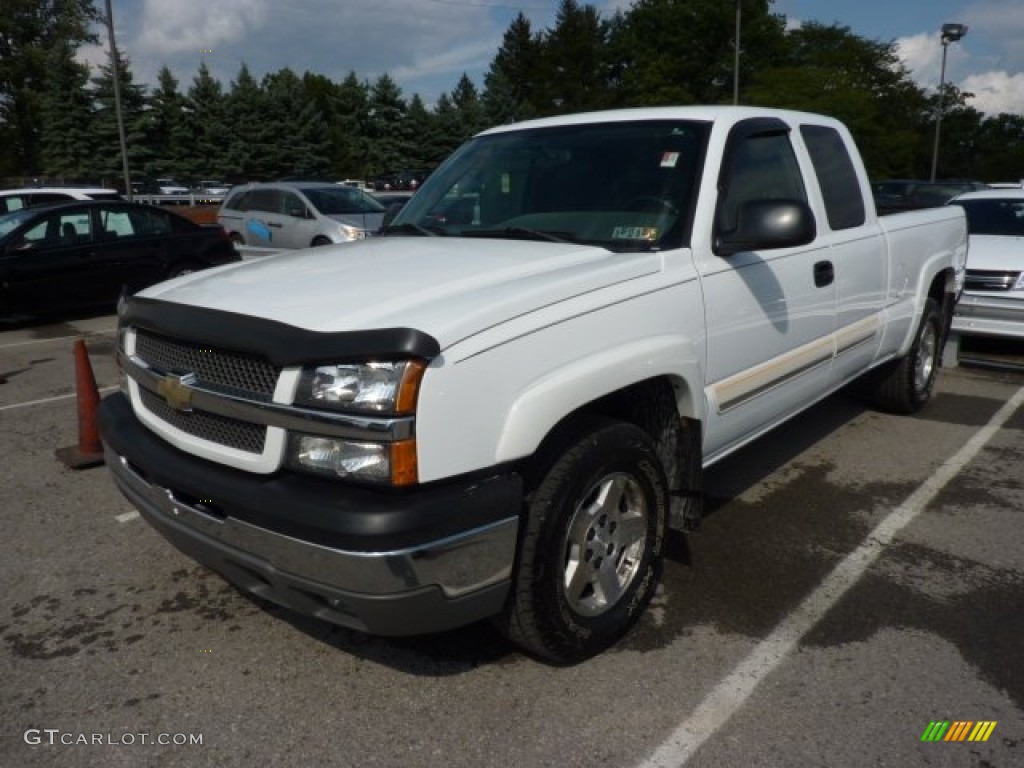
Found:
<box><xmin>966</xmin><ymin>234</ymin><xmax>1023</xmax><ymax>271</ymax></box>
<box><xmin>140</xmin><ymin>236</ymin><xmax>661</xmax><ymax>349</ymax></box>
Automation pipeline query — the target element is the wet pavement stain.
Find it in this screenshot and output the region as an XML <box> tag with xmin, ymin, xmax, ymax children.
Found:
<box><xmin>2</xmin><ymin>567</ymin><xmax>259</xmax><ymax>660</ymax></box>
<box><xmin>619</xmin><ymin>462</ymin><xmax>917</xmax><ymax>654</ymax></box>
<box><xmin>914</xmin><ymin>393</ymin><xmax>1007</xmax><ymax>428</ymax></box>
<box><xmin>802</xmin><ymin>541</ymin><xmax>1024</xmax><ymax>709</ymax></box>
<box><xmin>0</xmin><ymin>367</ymin><xmax>30</xmax><ymax>382</ymax></box>
<box><xmin>124</xmin><ymin>692</ymin><xmax>162</xmax><ymax>707</ymax></box>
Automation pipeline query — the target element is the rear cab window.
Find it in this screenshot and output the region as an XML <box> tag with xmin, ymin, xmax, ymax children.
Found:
<box><xmin>799</xmin><ymin>124</ymin><xmax>866</xmax><ymax>230</ymax></box>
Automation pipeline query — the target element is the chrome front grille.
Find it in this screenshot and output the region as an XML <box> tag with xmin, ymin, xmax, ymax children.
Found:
<box><xmin>135</xmin><ymin>330</ymin><xmax>281</xmax><ymax>401</ymax></box>
<box><xmin>132</xmin><ymin>330</ymin><xmax>281</xmax><ymax>454</ymax></box>
<box><xmin>139</xmin><ymin>388</ymin><xmax>267</xmax><ymax>454</ymax></box>
<box><xmin>965</xmin><ymin>270</ymin><xmax>1020</xmax><ymax>292</ymax></box>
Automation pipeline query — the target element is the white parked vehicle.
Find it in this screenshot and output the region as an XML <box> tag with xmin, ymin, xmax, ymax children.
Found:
<box><xmin>196</xmin><ymin>180</ymin><xmax>231</xmax><ymax>196</ymax></box>
<box><xmin>337</xmin><ymin>179</ymin><xmax>372</xmax><ymax>192</ymax></box>
<box><xmin>0</xmin><ymin>186</ymin><xmax>122</xmax><ymax>213</ymax></box>
<box><xmin>156</xmin><ymin>177</ymin><xmax>189</xmax><ymax>196</ymax></box>
<box><xmin>101</xmin><ymin>106</ymin><xmax>967</xmax><ymax>663</ymax></box>
<box><xmin>949</xmin><ymin>188</ymin><xmax>1024</xmax><ymax>338</ymax></box>
<box><xmin>217</xmin><ymin>181</ymin><xmax>386</xmax><ymax>249</ymax></box>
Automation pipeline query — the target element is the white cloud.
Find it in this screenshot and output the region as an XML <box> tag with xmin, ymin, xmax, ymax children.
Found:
<box><xmin>391</xmin><ymin>39</ymin><xmax>502</xmax><ymax>89</ymax></box>
<box><xmin>136</xmin><ymin>0</ymin><xmax>270</xmax><ymax>55</ymax></box>
<box><xmin>75</xmin><ymin>42</ymin><xmax>108</xmax><ymax>76</ymax></box>
<box><xmin>962</xmin><ymin>70</ymin><xmax>1024</xmax><ymax>116</ymax></box>
<box><xmin>963</xmin><ymin>0</ymin><xmax>1024</xmax><ymax>71</ymax></box>
<box><xmin>896</xmin><ymin>32</ymin><xmax>1024</xmax><ymax>116</ymax></box>
<box><xmin>895</xmin><ymin>33</ymin><xmax>971</xmax><ymax>90</ymax></box>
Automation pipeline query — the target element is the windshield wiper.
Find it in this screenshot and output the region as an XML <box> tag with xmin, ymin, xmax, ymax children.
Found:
<box><xmin>381</xmin><ymin>222</ymin><xmax>444</xmax><ymax>237</ymax></box>
<box><xmin>463</xmin><ymin>227</ymin><xmax>578</xmax><ymax>244</ymax></box>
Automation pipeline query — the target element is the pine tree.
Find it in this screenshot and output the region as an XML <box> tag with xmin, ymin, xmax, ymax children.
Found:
<box><xmin>183</xmin><ymin>62</ymin><xmax>228</xmax><ymax>181</ymax></box>
<box><xmin>366</xmin><ymin>74</ymin><xmax>409</xmax><ymax>178</ymax></box>
<box><xmin>259</xmin><ymin>68</ymin><xmax>330</xmax><ymax>178</ymax></box>
<box><xmin>429</xmin><ymin>93</ymin><xmax>464</xmax><ymax>167</ymax></box>
<box><xmin>483</xmin><ymin>13</ymin><xmax>542</xmax><ymax>125</ymax></box>
<box><xmin>146</xmin><ymin>66</ymin><xmax>190</xmax><ymax>179</ymax></box>
<box><xmin>404</xmin><ymin>94</ymin><xmax>439</xmax><ymax>169</ymax></box>
<box><xmin>0</xmin><ymin>0</ymin><xmax>98</xmax><ymax>175</ymax></box>
<box><xmin>38</xmin><ymin>41</ymin><xmax>94</xmax><ymax>181</ymax></box>
<box><xmin>225</xmin><ymin>63</ymin><xmax>266</xmax><ymax>181</ymax></box>
<box><xmin>87</xmin><ymin>50</ymin><xmax>150</xmax><ymax>185</ymax></box>
<box><xmin>540</xmin><ymin>0</ymin><xmax>611</xmax><ymax>114</ymax></box>
<box><xmin>333</xmin><ymin>72</ymin><xmax>372</xmax><ymax>178</ymax></box>
<box><xmin>451</xmin><ymin>73</ymin><xmax>487</xmax><ymax>137</ymax></box>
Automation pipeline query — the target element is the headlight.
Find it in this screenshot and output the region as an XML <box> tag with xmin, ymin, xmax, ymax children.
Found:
<box><xmin>1014</xmin><ymin>272</ymin><xmax>1024</xmax><ymax>291</ymax></box>
<box><xmin>338</xmin><ymin>224</ymin><xmax>366</xmax><ymax>240</ymax></box>
<box><xmin>295</xmin><ymin>360</ymin><xmax>425</xmax><ymax>413</ymax></box>
<box><xmin>286</xmin><ymin>435</ymin><xmax>417</xmax><ymax>486</ymax></box>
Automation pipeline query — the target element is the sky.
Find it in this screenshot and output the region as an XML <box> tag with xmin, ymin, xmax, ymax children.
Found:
<box><xmin>79</xmin><ymin>0</ymin><xmax>1024</xmax><ymax>117</ymax></box>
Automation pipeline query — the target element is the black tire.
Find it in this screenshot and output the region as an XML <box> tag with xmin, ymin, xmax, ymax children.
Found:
<box><xmin>870</xmin><ymin>297</ymin><xmax>942</xmax><ymax>414</ymax></box>
<box><xmin>495</xmin><ymin>418</ymin><xmax>669</xmax><ymax>664</ymax></box>
<box><xmin>311</xmin><ymin>236</ymin><xmax>331</xmax><ymax>247</ymax></box>
<box><xmin>229</xmin><ymin>233</ymin><xmax>245</xmax><ymax>246</ymax></box>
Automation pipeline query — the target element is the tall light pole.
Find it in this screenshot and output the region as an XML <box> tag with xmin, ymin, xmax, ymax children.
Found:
<box><xmin>929</xmin><ymin>22</ymin><xmax>968</xmax><ymax>182</ymax></box>
<box><xmin>104</xmin><ymin>0</ymin><xmax>132</xmax><ymax>199</ymax></box>
<box><xmin>733</xmin><ymin>0</ymin><xmax>741</xmax><ymax>105</ymax></box>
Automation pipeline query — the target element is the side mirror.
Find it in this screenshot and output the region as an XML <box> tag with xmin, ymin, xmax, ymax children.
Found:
<box><xmin>714</xmin><ymin>199</ymin><xmax>816</xmax><ymax>257</ymax></box>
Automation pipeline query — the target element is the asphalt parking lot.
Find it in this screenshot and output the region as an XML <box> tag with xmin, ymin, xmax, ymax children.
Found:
<box><xmin>1</xmin><ymin>315</ymin><xmax>1022</xmax><ymax>768</ymax></box>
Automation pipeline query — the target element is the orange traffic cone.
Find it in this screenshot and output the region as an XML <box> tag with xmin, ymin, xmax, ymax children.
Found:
<box><xmin>55</xmin><ymin>338</ymin><xmax>105</xmax><ymax>469</ymax></box>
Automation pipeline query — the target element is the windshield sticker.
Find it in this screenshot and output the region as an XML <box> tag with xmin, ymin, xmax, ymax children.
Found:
<box><xmin>612</xmin><ymin>226</ymin><xmax>659</xmax><ymax>241</ymax></box>
<box><xmin>660</xmin><ymin>151</ymin><xmax>680</xmax><ymax>168</ymax></box>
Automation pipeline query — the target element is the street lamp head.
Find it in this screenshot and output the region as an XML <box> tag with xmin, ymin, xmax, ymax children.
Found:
<box><xmin>941</xmin><ymin>23</ymin><xmax>968</xmax><ymax>44</ymax></box>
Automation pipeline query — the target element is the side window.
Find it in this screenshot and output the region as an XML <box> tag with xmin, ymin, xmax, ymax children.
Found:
<box><xmin>20</xmin><ymin>216</ymin><xmax>58</xmax><ymax>246</ymax></box>
<box><xmin>97</xmin><ymin>208</ymin><xmax>136</xmax><ymax>238</ymax></box>
<box><xmin>224</xmin><ymin>189</ymin><xmax>251</xmax><ymax>211</ymax></box>
<box><xmin>718</xmin><ymin>131</ymin><xmax>807</xmax><ymax>233</ymax></box>
<box><xmin>1</xmin><ymin>195</ymin><xmax>27</xmax><ymax>213</ymax></box>
<box><xmin>28</xmin><ymin>192</ymin><xmax>72</xmax><ymax>207</ymax></box>
<box><xmin>59</xmin><ymin>212</ymin><xmax>92</xmax><ymax>243</ymax></box>
<box><xmin>145</xmin><ymin>208</ymin><xmax>174</xmax><ymax>235</ymax></box>
<box><xmin>248</xmin><ymin>189</ymin><xmax>281</xmax><ymax>213</ymax></box>
<box><xmin>800</xmin><ymin>124</ymin><xmax>865</xmax><ymax>230</ymax></box>
<box><xmin>280</xmin><ymin>191</ymin><xmax>305</xmax><ymax>217</ymax></box>
<box><xmin>17</xmin><ymin>211</ymin><xmax>91</xmax><ymax>248</ymax></box>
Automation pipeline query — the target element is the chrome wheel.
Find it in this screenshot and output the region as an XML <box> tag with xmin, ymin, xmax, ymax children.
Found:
<box><xmin>562</xmin><ymin>472</ymin><xmax>649</xmax><ymax>617</ymax></box>
<box><xmin>914</xmin><ymin>321</ymin><xmax>937</xmax><ymax>393</ymax></box>
<box><xmin>494</xmin><ymin>418</ymin><xmax>669</xmax><ymax>663</ymax></box>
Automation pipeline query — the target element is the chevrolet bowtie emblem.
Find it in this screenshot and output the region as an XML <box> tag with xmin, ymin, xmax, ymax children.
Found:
<box><xmin>157</xmin><ymin>373</ymin><xmax>197</xmax><ymax>411</ymax></box>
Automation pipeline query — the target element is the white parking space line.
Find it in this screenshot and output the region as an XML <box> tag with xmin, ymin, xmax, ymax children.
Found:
<box><xmin>0</xmin><ymin>385</ymin><xmax>118</xmax><ymax>412</ymax></box>
<box><xmin>0</xmin><ymin>328</ymin><xmax>116</xmax><ymax>349</ymax></box>
<box><xmin>115</xmin><ymin>510</ymin><xmax>140</xmax><ymax>523</ymax></box>
<box><xmin>637</xmin><ymin>384</ymin><xmax>1024</xmax><ymax>768</ymax></box>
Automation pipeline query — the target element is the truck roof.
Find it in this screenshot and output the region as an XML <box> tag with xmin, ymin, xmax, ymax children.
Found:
<box><xmin>478</xmin><ymin>105</ymin><xmax>847</xmax><ymax>136</ymax></box>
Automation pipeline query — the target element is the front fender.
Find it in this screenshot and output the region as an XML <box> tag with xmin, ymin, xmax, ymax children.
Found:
<box><xmin>493</xmin><ymin>334</ymin><xmax>705</xmax><ymax>464</ymax></box>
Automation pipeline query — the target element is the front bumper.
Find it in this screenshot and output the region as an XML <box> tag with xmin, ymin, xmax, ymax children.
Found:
<box><xmin>952</xmin><ymin>292</ymin><xmax>1024</xmax><ymax>339</ymax></box>
<box><xmin>100</xmin><ymin>393</ymin><xmax>522</xmax><ymax>635</ymax></box>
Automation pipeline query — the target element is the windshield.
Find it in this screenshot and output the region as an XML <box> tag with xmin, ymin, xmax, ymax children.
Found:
<box><xmin>304</xmin><ymin>186</ymin><xmax>386</xmax><ymax>215</ymax></box>
<box><xmin>391</xmin><ymin>119</ymin><xmax>709</xmax><ymax>251</ymax></box>
<box><xmin>0</xmin><ymin>208</ymin><xmax>36</xmax><ymax>238</ymax></box>
<box><xmin>954</xmin><ymin>198</ymin><xmax>1024</xmax><ymax>237</ymax></box>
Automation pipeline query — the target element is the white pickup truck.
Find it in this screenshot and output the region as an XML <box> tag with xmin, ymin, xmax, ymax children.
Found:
<box><xmin>100</xmin><ymin>106</ymin><xmax>967</xmax><ymax>663</ymax></box>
